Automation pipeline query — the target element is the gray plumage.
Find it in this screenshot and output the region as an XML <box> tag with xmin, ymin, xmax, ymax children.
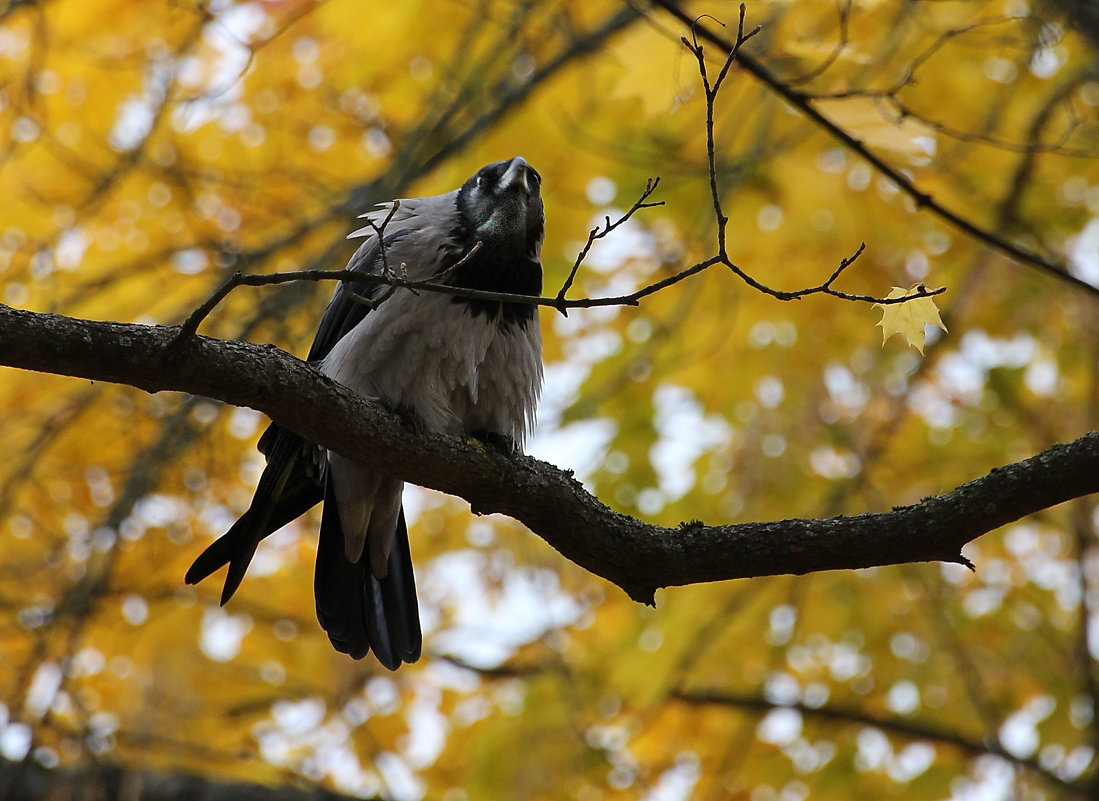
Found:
<box><xmin>186</xmin><ymin>157</ymin><xmax>544</xmax><ymax>669</ymax></box>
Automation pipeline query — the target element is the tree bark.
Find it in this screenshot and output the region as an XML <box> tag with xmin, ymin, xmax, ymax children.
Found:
<box><xmin>0</xmin><ymin>754</ymin><xmax>366</xmax><ymax>801</ymax></box>
<box><xmin>2</xmin><ymin>303</ymin><xmax>1097</xmax><ymax>604</ymax></box>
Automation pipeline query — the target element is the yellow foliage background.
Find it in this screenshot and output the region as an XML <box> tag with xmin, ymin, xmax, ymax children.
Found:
<box><xmin>0</xmin><ymin>0</ymin><xmax>1097</xmax><ymax>798</ymax></box>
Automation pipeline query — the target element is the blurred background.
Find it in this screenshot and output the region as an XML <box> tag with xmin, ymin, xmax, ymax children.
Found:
<box><xmin>1</xmin><ymin>0</ymin><xmax>1097</xmax><ymax>798</ymax></box>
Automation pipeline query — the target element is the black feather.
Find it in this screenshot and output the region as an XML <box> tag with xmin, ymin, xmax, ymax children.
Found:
<box><xmin>450</xmin><ymin>158</ymin><xmax>544</xmax><ymax>326</ymax></box>
<box><xmin>184</xmin><ymin>426</ymin><xmax>322</xmax><ymax>601</ymax></box>
<box><xmin>308</xmin><ymin>229</ymin><xmax>410</xmax><ymax>361</ymax></box>
<box><xmin>188</xmin><ymin>158</ymin><xmax>542</xmax><ymax>669</ymax></box>
<box><xmin>315</xmin><ymin>484</ymin><xmax>421</xmax><ymax>668</ymax></box>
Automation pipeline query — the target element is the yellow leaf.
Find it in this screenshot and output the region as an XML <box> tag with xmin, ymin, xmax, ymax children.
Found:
<box><xmin>873</xmin><ymin>286</ymin><xmax>947</xmax><ymax>354</ymax></box>
<box><xmin>814</xmin><ymin>96</ymin><xmax>936</xmax><ymax>159</ymax></box>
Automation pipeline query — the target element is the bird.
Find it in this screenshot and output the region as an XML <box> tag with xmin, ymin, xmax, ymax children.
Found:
<box><xmin>185</xmin><ymin>157</ymin><xmax>545</xmax><ymax>669</ymax></box>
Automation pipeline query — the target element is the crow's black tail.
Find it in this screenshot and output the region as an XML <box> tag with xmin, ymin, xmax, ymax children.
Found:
<box><xmin>185</xmin><ymin>425</ymin><xmax>321</xmax><ymax>603</ymax></box>
<box><xmin>314</xmin><ymin>482</ymin><xmax>421</xmax><ymax>669</ymax></box>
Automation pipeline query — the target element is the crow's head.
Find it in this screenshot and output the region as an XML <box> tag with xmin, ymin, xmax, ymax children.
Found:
<box><xmin>457</xmin><ymin>157</ymin><xmax>544</xmax><ymax>261</ymax></box>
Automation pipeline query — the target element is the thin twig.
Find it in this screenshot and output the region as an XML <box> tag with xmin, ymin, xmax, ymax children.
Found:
<box><xmin>435</xmin><ymin>240</ymin><xmax>483</xmax><ymax>282</ymax></box>
<box><xmin>684</xmin><ymin>6</ymin><xmax>761</xmax><ymax>260</ymax></box>
<box><xmin>362</xmin><ymin>200</ymin><xmax>402</xmax><ymax>280</ymax></box>
<box><xmin>678</xmin><ymin>10</ymin><xmax>918</xmax><ymax>307</ymax></box>
<box><xmin>651</xmin><ymin>0</ymin><xmax>1099</xmax><ymax>300</ymax></box>
<box><xmin>346</xmin><ymin>200</ymin><xmax>405</xmax><ymax>310</ymax></box>
<box><xmin>173</xmin><ymin>6</ymin><xmax>946</xmax><ymax>342</ymax></box>
<box><xmin>555</xmin><ymin>177</ymin><xmax>664</xmax><ymax>314</ymax></box>
<box><xmin>169</xmin><ymin>247</ymin><xmax>941</xmax><ymax>338</ymax></box>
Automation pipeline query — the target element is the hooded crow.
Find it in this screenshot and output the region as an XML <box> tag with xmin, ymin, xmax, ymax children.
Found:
<box><xmin>186</xmin><ymin>157</ymin><xmax>544</xmax><ymax>669</ymax></box>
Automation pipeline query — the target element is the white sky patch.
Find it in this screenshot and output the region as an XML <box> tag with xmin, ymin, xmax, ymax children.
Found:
<box><xmin>754</xmin><ymin>376</ymin><xmax>785</xmax><ymax>408</ymax></box>
<box><xmin>528</xmin><ymin>357</ymin><xmax>617</xmax><ymax>484</ymax></box>
<box><xmin>423</xmin><ymin>550</ymin><xmax>583</xmax><ymax>669</ymax></box>
<box><xmin>1024</xmin><ymin>357</ymin><xmax>1060</xmax><ymax>396</ymax></box>
<box><xmin>24</xmin><ymin>662</ymin><xmax>62</xmax><ymax>718</ymax></box>
<box><xmin>945</xmin><ymin>755</ymin><xmax>1016</xmax><ymax>801</ymax></box>
<box><xmin>528</xmin><ymin>418</ymin><xmax>616</xmax><ymax>486</ymax></box>
<box><xmin>110</xmin><ymin>85</ymin><xmax>165</xmax><ymax>152</ymax></box>
<box><xmin>272</xmin><ymin>697</ymin><xmax>326</xmax><ymax>736</ymax></box>
<box><xmin>823</xmin><ymin>363</ymin><xmax>869</xmax><ymax>416</ymax></box>
<box><xmin>768</xmin><ymin>604</ymin><xmax>797</xmax><ymax>645</ymax></box>
<box><xmin>999</xmin><ymin>694</ymin><xmax>1055</xmax><ymax>758</ymax></box>
<box><xmin>171</xmin><ymin>248</ymin><xmax>209</xmax><ymax>275</ymax></box>
<box><xmin>888</xmin><ymin>742</ymin><xmax>935</xmax><ymax>782</ymax></box>
<box><xmin>228</xmin><ymin>406</ymin><xmax>262</xmax><ymax>439</ymax></box>
<box><xmin>132</xmin><ymin>493</ymin><xmax>189</xmax><ymax>529</ymax></box>
<box><xmin>120</xmin><ymin>594</ymin><xmax>149</xmax><ymax>626</ymax></box>
<box><xmin>402</xmin><ymin>685</ymin><xmax>448</xmax><ymax>769</ymax></box>
<box><xmin>247</xmin><ymin>522</ymin><xmax>304</xmax><ymax>579</ymax></box>
<box><xmin>886</xmin><ymin>680</ymin><xmax>920</xmax><ymax>715</ymax></box>
<box><xmin>54</xmin><ymin>227</ymin><xmax>89</xmax><ymax>270</ymax></box>
<box><xmin>909</xmin><ymin>330</ymin><xmax>1039</xmax><ymax>428</ymax></box>
<box><xmin>855</xmin><ymin>728</ymin><xmax>891</xmax><ymax>772</ymax></box>
<box><xmin>639</xmin><ymin>753</ymin><xmax>701</xmax><ymax>801</ymax></box>
<box><xmin>586</xmin><ymin>176</ymin><xmax>617</xmax><ymax>205</ymax></box>
<box><xmin>255</xmin><ymin>696</ymin><xmax>391</xmax><ymax>799</ymax></box>
<box><xmin>1069</xmin><ymin>217</ymin><xmax>1099</xmax><ymax>285</ymax></box>
<box><xmin>0</xmin><ymin>721</ymin><xmax>31</xmax><ymax>760</ymax></box>
<box><xmin>650</xmin><ymin>383</ymin><xmax>732</xmax><ymax>501</ymax></box>
<box><xmin>196</xmin><ymin>501</ymin><xmax>239</xmax><ymax>540</ymax></box>
<box><xmin>579</xmin><ymin>210</ymin><xmax>655</xmax><ymax>274</ymax></box>
<box><xmin>534</xmin><ymin>360</ymin><xmax>588</xmax><ymax>427</ymax></box>
<box><xmin>118</xmin><ymin>493</ymin><xmax>189</xmax><ymax>542</ymax></box>
<box><xmin>172</xmin><ymin>3</ymin><xmax>269</xmax><ymax>132</ymax></box>
<box><xmin>764</xmin><ymin>672</ymin><xmax>802</xmax><ymax>706</ymax></box>
<box><xmin>757</xmin><ymin>707</ymin><xmax>802</xmax><ymax>746</ymax></box>
<box><xmin>809</xmin><ymin>446</ymin><xmax>861</xmax><ymax>480</ymax></box>
<box><xmin>375</xmin><ymin>751</ymin><xmax>424</xmax><ymax>800</ymax></box>
<box><xmin>199</xmin><ymin>606</ymin><xmax>253</xmax><ymax>662</ymax></box>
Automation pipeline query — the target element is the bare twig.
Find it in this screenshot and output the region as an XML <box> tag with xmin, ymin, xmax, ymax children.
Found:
<box><xmin>677</xmin><ymin>9</ymin><xmax>940</xmax><ymax>307</ymax></box>
<box><xmin>650</xmin><ymin>0</ymin><xmax>1099</xmax><ymax>300</ymax></box>
<box><xmin>434</xmin><ymin>240</ymin><xmax>483</xmax><ymax>283</ymax></box>
<box><xmin>365</xmin><ymin>201</ymin><xmax>402</xmax><ymax>280</ymax></box>
<box><xmin>555</xmin><ymin>177</ymin><xmax>664</xmax><ymax>314</ymax></box>
<box><xmin>683</xmin><ymin>6</ymin><xmax>763</xmax><ymax>259</ymax></box>
<box><xmin>173</xmin><ymin>8</ymin><xmax>956</xmax><ymax>341</ymax></box>
<box><xmin>345</xmin><ymin>200</ymin><xmax>405</xmax><ymax>309</ymax></box>
<box><xmin>175</xmin><ymin>5</ymin><xmax>948</xmax><ymax>341</ymax></box>
<box><xmin>169</xmin><ymin>246</ymin><xmax>944</xmax><ymax>340</ymax></box>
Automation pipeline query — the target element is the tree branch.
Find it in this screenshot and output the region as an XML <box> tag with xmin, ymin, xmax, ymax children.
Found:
<box><xmin>672</xmin><ymin>690</ymin><xmax>1086</xmax><ymax>797</ymax></box>
<box><xmin>0</xmin><ymin>753</ymin><xmax>370</xmax><ymax>801</ymax></box>
<box><xmin>650</xmin><ymin>0</ymin><xmax>1099</xmax><ymax>301</ymax></box>
<box><xmin>2</xmin><ymin>303</ymin><xmax>1096</xmax><ymax>604</ymax></box>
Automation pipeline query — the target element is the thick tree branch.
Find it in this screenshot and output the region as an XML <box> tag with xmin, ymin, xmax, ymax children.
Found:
<box><xmin>1</xmin><ymin>303</ymin><xmax>1097</xmax><ymax>604</ymax></box>
<box><xmin>0</xmin><ymin>754</ymin><xmax>369</xmax><ymax>801</ymax></box>
<box><xmin>651</xmin><ymin>0</ymin><xmax>1099</xmax><ymax>301</ymax></box>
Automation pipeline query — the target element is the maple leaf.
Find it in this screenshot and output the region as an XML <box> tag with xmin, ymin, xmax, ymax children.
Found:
<box><xmin>874</xmin><ymin>286</ymin><xmax>947</xmax><ymax>354</ymax></box>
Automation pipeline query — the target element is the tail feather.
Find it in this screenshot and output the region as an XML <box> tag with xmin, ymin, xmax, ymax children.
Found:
<box><xmin>379</xmin><ymin>510</ymin><xmax>421</xmax><ymax>662</ymax></box>
<box><xmin>185</xmin><ymin>426</ymin><xmax>321</xmax><ymax>603</ymax></box>
<box><xmin>189</xmin><ymin>423</ymin><xmax>422</xmax><ymax>669</ymax></box>
<box><xmin>315</xmin><ymin>483</ymin><xmax>421</xmax><ymax>669</ymax></box>
<box><xmin>315</xmin><ymin>488</ymin><xmax>370</xmax><ymax>659</ymax></box>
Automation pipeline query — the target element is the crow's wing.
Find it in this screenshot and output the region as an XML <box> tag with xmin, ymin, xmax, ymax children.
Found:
<box><xmin>307</xmin><ymin>229</ymin><xmax>407</xmax><ymax>362</ymax></box>
<box><xmin>184</xmin><ymin>426</ymin><xmax>322</xmax><ymax>601</ymax></box>
<box><xmin>186</xmin><ymin>229</ymin><xmax>400</xmax><ymax>601</ymax></box>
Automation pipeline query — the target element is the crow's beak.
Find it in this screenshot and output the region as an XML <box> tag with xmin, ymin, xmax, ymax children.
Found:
<box><xmin>498</xmin><ymin>156</ymin><xmax>530</xmax><ymax>195</ymax></box>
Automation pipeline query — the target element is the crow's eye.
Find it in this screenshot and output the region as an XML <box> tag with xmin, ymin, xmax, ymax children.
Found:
<box><xmin>476</xmin><ymin>168</ymin><xmax>500</xmax><ymax>191</ymax></box>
